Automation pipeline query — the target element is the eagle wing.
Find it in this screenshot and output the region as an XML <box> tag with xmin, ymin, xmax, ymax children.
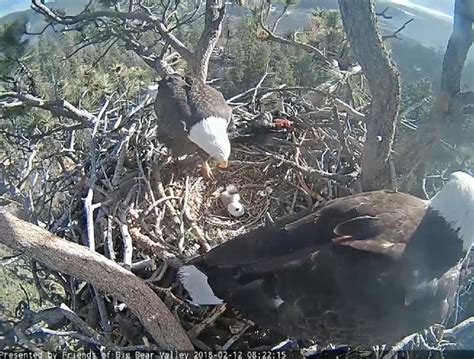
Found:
<box><xmin>155</xmin><ymin>75</ymin><xmax>192</xmax><ymax>131</ymax></box>
<box><xmin>191</xmin><ymin>190</ymin><xmax>426</xmax><ymax>272</ymax></box>
<box><xmin>154</xmin><ymin>75</ymin><xmax>232</xmax><ymax>157</ymax></box>
<box><xmin>185</xmin><ymin>76</ymin><xmax>232</xmax><ymax>123</ymax></box>
<box><xmin>189</xmin><ymin>191</ymin><xmax>458</xmax><ymax>345</ymax></box>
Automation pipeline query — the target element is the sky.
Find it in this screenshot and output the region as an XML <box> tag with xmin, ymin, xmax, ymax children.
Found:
<box><xmin>389</xmin><ymin>0</ymin><xmax>453</xmax><ymax>22</ymax></box>
<box><xmin>0</xmin><ymin>0</ymin><xmax>31</xmax><ymax>17</ymax></box>
<box><xmin>0</xmin><ymin>0</ymin><xmax>456</xmax><ymax>20</ymax></box>
<box><xmin>0</xmin><ymin>0</ymin><xmax>55</xmax><ymax>17</ymax></box>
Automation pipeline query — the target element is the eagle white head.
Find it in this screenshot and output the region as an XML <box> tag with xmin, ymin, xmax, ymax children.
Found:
<box><xmin>428</xmin><ymin>171</ymin><xmax>474</xmax><ymax>251</ymax></box>
<box><xmin>188</xmin><ymin>116</ymin><xmax>231</xmax><ymax>168</ymax></box>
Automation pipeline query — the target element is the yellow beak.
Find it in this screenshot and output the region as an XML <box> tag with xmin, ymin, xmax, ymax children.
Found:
<box><xmin>218</xmin><ymin>160</ymin><xmax>228</xmax><ymax>168</ymax></box>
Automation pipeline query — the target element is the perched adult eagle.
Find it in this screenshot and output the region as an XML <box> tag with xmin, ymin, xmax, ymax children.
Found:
<box><xmin>179</xmin><ymin>172</ymin><xmax>474</xmax><ymax>345</ymax></box>
<box><xmin>153</xmin><ymin>73</ymin><xmax>232</xmax><ymax>180</ymax></box>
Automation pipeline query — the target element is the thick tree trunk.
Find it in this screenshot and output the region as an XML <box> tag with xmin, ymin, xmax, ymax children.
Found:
<box><xmin>338</xmin><ymin>0</ymin><xmax>401</xmax><ymax>191</ymax></box>
<box><xmin>0</xmin><ymin>208</ymin><xmax>193</xmax><ymax>350</ymax></box>
<box><xmin>190</xmin><ymin>0</ymin><xmax>226</xmax><ymax>81</ymax></box>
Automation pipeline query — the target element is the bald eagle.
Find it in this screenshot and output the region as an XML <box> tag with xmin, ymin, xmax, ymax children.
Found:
<box><xmin>179</xmin><ymin>171</ymin><xmax>474</xmax><ymax>346</ymax></box>
<box><xmin>153</xmin><ymin>74</ymin><xmax>232</xmax><ymax>180</ymax></box>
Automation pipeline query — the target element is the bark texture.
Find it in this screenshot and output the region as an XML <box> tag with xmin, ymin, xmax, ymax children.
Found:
<box><xmin>338</xmin><ymin>0</ymin><xmax>401</xmax><ymax>191</ymax></box>
<box><xmin>190</xmin><ymin>0</ymin><xmax>226</xmax><ymax>80</ymax></box>
<box><xmin>0</xmin><ymin>208</ymin><xmax>193</xmax><ymax>350</ymax></box>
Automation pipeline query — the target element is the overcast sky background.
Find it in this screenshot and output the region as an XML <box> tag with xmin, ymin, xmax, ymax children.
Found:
<box><xmin>0</xmin><ymin>0</ymin><xmax>456</xmax><ymax>18</ymax></box>
<box><xmin>0</xmin><ymin>0</ymin><xmax>31</xmax><ymax>17</ymax></box>
<box><xmin>390</xmin><ymin>0</ymin><xmax>453</xmax><ymax>21</ymax></box>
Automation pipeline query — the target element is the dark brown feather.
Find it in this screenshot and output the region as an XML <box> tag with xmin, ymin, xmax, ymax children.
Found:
<box><xmin>153</xmin><ymin>74</ymin><xmax>232</xmax><ymax>159</ymax></box>
<box><xmin>188</xmin><ymin>190</ymin><xmax>462</xmax><ymax>345</ymax></box>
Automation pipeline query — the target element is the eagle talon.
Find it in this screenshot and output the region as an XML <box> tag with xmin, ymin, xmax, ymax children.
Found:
<box><xmin>201</xmin><ymin>161</ymin><xmax>216</xmax><ymax>181</ymax></box>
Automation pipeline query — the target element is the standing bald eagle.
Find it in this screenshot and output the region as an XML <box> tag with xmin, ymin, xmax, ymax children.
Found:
<box><xmin>179</xmin><ymin>172</ymin><xmax>474</xmax><ymax>346</ymax></box>
<box><xmin>153</xmin><ymin>73</ymin><xmax>232</xmax><ymax>180</ymax></box>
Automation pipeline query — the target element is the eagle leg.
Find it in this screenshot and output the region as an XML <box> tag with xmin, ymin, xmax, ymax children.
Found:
<box><xmin>200</xmin><ymin>160</ymin><xmax>215</xmax><ymax>181</ymax></box>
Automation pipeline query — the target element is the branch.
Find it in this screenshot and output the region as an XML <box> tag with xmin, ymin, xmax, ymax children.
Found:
<box><xmin>109</xmin><ymin>28</ymin><xmax>174</xmax><ymax>76</ymax></box>
<box><xmin>0</xmin><ymin>208</ymin><xmax>193</xmax><ymax>350</ymax></box>
<box><xmin>31</xmin><ymin>0</ymin><xmax>225</xmax><ymax>81</ymax></box>
<box><xmin>376</xmin><ymin>6</ymin><xmax>393</xmax><ymax>19</ymax></box>
<box><xmin>382</xmin><ymin>18</ymin><xmax>414</xmax><ymax>40</ymax></box>
<box><xmin>0</xmin><ymin>92</ymin><xmax>94</xmax><ymax>124</ymax></box>
<box><xmin>258</xmin><ymin>2</ymin><xmax>332</xmax><ymax>66</ymax></box>
<box><xmin>334</xmin><ymin>98</ymin><xmax>366</xmax><ymax>121</ymax></box>
<box><xmin>272</xmin><ymin>3</ymin><xmax>290</xmax><ymax>33</ymax></box>
<box><xmin>31</xmin><ymin>0</ymin><xmax>193</xmax><ymax>64</ymax></box>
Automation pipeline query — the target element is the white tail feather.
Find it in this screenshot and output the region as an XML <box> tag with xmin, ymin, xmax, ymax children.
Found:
<box><xmin>146</xmin><ymin>84</ymin><xmax>159</xmax><ymax>99</ymax></box>
<box><xmin>177</xmin><ymin>265</ymin><xmax>223</xmax><ymax>305</ymax></box>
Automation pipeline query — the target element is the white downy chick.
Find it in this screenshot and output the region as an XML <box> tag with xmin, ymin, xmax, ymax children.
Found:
<box><xmin>219</xmin><ymin>184</ymin><xmax>245</xmax><ymax>218</ymax></box>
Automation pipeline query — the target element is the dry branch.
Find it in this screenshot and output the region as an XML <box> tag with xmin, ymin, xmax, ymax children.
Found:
<box><xmin>31</xmin><ymin>0</ymin><xmax>192</xmax><ymax>62</ymax></box>
<box><xmin>382</xmin><ymin>18</ymin><xmax>414</xmax><ymax>41</ymax></box>
<box><xmin>334</xmin><ymin>98</ymin><xmax>366</xmax><ymax>121</ymax></box>
<box><xmin>0</xmin><ymin>208</ymin><xmax>194</xmax><ymax>350</ymax></box>
<box><xmin>0</xmin><ymin>92</ymin><xmax>94</xmax><ymax>123</ymax></box>
<box><xmin>130</xmin><ymin>227</ymin><xmax>183</xmax><ymax>268</ymax></box>
<box><xmin>258</xmin><ymin>1</ymin><xmax>333</xmax><ymax>67</ymax></box>
<box><xmin>30</xmin><ymin>0</ymin><xmax>227</xmax><ymax>80</ymax></box>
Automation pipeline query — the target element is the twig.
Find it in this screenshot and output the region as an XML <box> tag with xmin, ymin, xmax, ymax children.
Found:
<box><xmin>28</xmin><ymin>327</ymin><xmax>102</xmax><ymax>346</ymax></box>
<box><xmin>82</xmin><ymin>189</ymin><xmax>101</xmax><ymax>250</ymax></box>
<box><xmin>261</xmin><ymin>150</ymin><xmax>359</xmax><ymax>185</ymax></box>
<box><xmin>382</xmin><ymin>18</ymin><xmax>414</xmax><ymax>41</ymax></box>
<box><xmin>334</xmin><ymin>98</ymin><xmax>366</xmax><ymax>121</ymax></box>
<box><xmin>258</xmin><ymin>1</ymin><xmax>333</xmax><ymax>66</ymax></box>
<box><xmin>92</xmin><ymin>287</ymin><xmax>113</xmax><ymax>338</ymax></box>
<box><xmin>104</xmin><ymin>215</ymin><xmax>116</xmax><ymax>261</ymax></box>
<box><xmin>376</xmin><ymin>6</ymin><xmax>393</xmax><ymax>19</ymax></box>
<box><xmin>59</xmin><ymin>303</ymin><xmax>117</xmax><ymax>348</ymax></box>
<box><xmin>115</xmin><ymin>214</ymin><xmax>134</xmax><ymax>269</ymax></box>
<box><xmin>130</xmin><ymin>227</ymin><xmax>183</xmax><ymax>268</ymax></box>
<box><xmin>251</xmin><ymin>68</ymin><xmax>270</xmax><ymax>108</ymax></box>
<box><xmin>111</xmin><ymin>124</ymin><xmax>136</xmax><ymax>187</ymax></box>
<box><xmin>187</xmin><ymin>304</ymin><xmax>227</xmax><ymax>338</ymax></box>
<box><xmin>220</xmin><ymin>320</ymin><xmax>253</xmax><ymax>350</ymax></box>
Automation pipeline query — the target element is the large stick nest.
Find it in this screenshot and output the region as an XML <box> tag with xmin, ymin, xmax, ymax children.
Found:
<box><xmin>2</xmin><ymin>81</ymin><xmax>472</xmax><ymax>353</ymax></box>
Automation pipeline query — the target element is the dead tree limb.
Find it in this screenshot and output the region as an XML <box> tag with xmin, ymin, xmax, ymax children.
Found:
<box><xmin>30</xmin><ymin>0</ymin><xmax>227</xmax><ymax>81</ymax></box>
<box><xmin>338</xmin><ymin>0</ymin><xmax>401</xmax><ymax>191</ymax></box>
<box><xmin>376</xmin><ymin>6</ymin><xmax>393</xmax><ymax>19</ymax></box>
<box><xmin>258</xmin><ymin>1</ymin><xmax>332</xmax><ymax>66</ymax></box>
<box><xmin>0</xmin><ymin>208</ymin><xmax>194</xmax><ymax>350</ymax></box>
<box><xmin>382</xmin><ymin>18</ymin><xmax>414</xmax><ymax>41</ymax></box>
<box><xmin>0</xmin><ymin>92</ymin><xmax>94</xmax><ymax>124</ymax></box>
<box><xmin>396</xmin><ymin>0</ymin><xmax>474</xmax><ymax>181</ymax></box>
<box><xmin>30</xmin><ymin>1</ymin><xmax>192</xmax><ymax>61</ymax></box>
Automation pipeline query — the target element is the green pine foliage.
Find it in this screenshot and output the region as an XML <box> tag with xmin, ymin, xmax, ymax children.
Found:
<box><xmin>219</xmin><ymin>11</ymin><xmax>343</xmax><ymax>97</ymax></box>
